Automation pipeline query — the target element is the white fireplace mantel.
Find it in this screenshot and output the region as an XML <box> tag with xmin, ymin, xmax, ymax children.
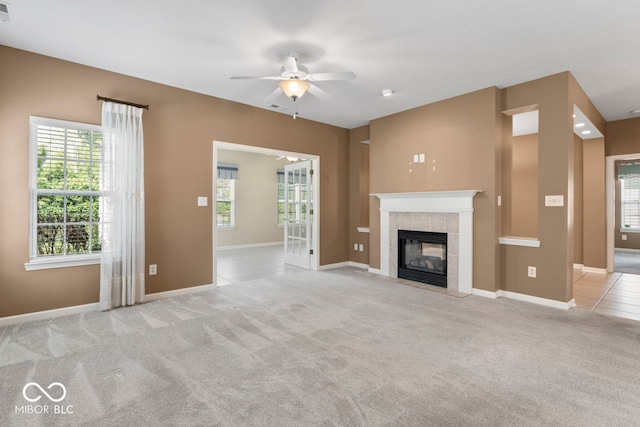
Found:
<box><xmin>373</xmin><ymin>190</ymin><xmax>481</xmax><ymax>294</ymax></box>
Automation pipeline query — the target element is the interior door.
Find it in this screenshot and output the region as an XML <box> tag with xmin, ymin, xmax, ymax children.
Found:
<box><xmin>284</xmin><ymin>160</ymin><xmax>312</xmax><ymax>269</ymax></box>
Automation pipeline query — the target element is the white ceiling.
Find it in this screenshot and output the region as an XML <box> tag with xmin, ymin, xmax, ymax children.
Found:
<box><xmin>1</xmin><ymin>0</ymin><xmax>640</xmax><ymax>129</ymax></box>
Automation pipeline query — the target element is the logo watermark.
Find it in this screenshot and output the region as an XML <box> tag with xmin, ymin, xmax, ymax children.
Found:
<box><xmin>15</xmin><ymin>382</ymin><xmax>74</xmax><ymax>415</ymax></box>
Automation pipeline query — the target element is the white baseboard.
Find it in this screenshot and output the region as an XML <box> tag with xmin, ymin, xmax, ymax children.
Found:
<box><xmin>502</xmin><ymin>291</ymin><xmax>575</xmax><ymax>310</ymax></box>
<box><xmin>472</xmin><ymin>288</ymin><xmax>502</xmax><ymax>299</ymax></box>
<box><xmin>615</xmin><ymin>247</ymin><xmax>640</xmax><ymax>253</ymax></box>
<box><xmin>574</xmin><ymin>264</ymin><xmax>607</xmax><ymax>275</ymax></box>
<box><xmin>0</xmin><ymin>302</ymin><xmax>100</xmax><ymax>327</ymax></box>
<box><xmin>145</xmin><ymin>283</ymin><xmax>215</xmax><ymax>302</ymax></box>
<box><xmin>319</xmin><ymin>261</ymin><xmax>370</xmax><ymax>270</ymax></box>
<box><xmin>319</xmin><ymin>261</ymin><xmax>350</xmax><ymax>270</ymax></box>
<box><xmin>217</xmin><ymin>241</ymin><xmax>283</xmax><ymax>251</ymax></box>
<box><xmin>0</xmin><ymin>283</ymin><xmax>219</xmax><ymax>327</ymax></box>
<box><xmin>473</xmin><ymin>288</ymin><xmax>575</xmax><ymax>310</ymax></box>
<box><xmin>368</xmin><ymin>267</ymin><xmax>382</xmax><ymax>275</ymax></box>
<box><xmin>348</xmin><ymin>261</ymin><xmax>369</xmax><ymax>269</ymax></box>
<box><xmin>582</xmin><ymin>266</ymin><xmax>607</xmax><ymax>274</ymax></box>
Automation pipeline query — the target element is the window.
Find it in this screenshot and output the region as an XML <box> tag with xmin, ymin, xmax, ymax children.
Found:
<box><xmin>216</xmin><ymin>163</ymin><xmax>238</xmax><ymax>228</ymax></box>
<box><xmin>27</xmin><ymin>116</ymin><xmax>104</xmax><ymax>269</ymax></box>
<box><xmin>621</xmin><ymin>177</ymin><xmax>640</xmax><ymax>230</ymax></box>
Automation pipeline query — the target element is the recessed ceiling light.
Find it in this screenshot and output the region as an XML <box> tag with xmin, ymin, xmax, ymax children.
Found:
<box><xmin>581</xmin><ymin>130</ymin><xmax>592</xmax><ymax>135</ymax></box>
<box><xmin>575</xmin><ymin>123</ymin><xmax>585</xmax><ymax>127</ymax></box>
<box><xmin>631</xmin><ymin>109</ymin><xmax>640</xmax><ymax>114</ymax></box>
<box><xmin>381</xmin><ymin>89</ymin><xmax>393</xmax><ymax>97</ymax></box>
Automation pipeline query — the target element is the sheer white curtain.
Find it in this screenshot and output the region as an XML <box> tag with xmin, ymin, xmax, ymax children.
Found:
<box><xmin>100</xmin><ymin>102</ymin><xmax>145</xmax><ymax>311</ymax></box>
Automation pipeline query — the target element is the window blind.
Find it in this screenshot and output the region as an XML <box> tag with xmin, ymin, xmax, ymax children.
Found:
<box><xmin>217</xmin><ymin>163</ymin><xmax>238</xmax><ymax>179</ymax></box>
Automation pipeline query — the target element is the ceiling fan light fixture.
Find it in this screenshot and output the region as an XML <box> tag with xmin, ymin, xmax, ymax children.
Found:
<box><xmin>279</xmin><ymin>79</ymin><xmax>310</xmax><ymax>100</ymax></box>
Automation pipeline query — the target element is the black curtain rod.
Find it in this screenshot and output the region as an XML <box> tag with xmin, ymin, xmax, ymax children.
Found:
<box><xmin>96</xmin><ymin>95</ymin><xmax>149</xmax><ymax>110</ymax></box>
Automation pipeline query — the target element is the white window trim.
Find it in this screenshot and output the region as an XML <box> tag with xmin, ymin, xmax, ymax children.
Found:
<box><xmin>25</xmin><ymin>254</ymin><xmax>101</xmax><ymax>271</ymax></box>
<box><xmin>27</xmin><ymin>116</ymin><xmax>104</xmax><ymax>270</ymax></box>
<box><xmin>620</xmin><ymin>177</ymin><xmax>640</xmax><ymax>232</ymax></box>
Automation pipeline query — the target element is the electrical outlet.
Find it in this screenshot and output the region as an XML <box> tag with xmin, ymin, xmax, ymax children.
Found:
<box><xmin>528</xmin><ymin>266</ymin><xmax>536</xmax><ymax>278</ymax></box>
<box><xmin>149</xmin><ymin>264</ymin><xmax>157</xmax><ymax>275</ymax></box>
<box><xmin>622</xmin><ymin>235</ymin><xmax>628</xmax><ymax>241</ymax></box>
<box><xmin>359</xmin><ymin>244</ymin><xmax>364</xmax><ymax>251</ymax></box>
<box><xmin>197</xmin><ymin>197</ymin><xmax>208</xmax><ymax>207</ymax></box>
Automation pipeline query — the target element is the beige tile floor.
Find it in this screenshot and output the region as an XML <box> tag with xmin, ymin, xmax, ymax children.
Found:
<box><xmin>573</xmin><ymin>268</ymin><xmax>640</xmax><ymax>322</ymax></box>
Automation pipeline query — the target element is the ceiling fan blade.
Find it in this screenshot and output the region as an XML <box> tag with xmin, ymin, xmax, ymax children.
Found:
<box><xmin>283</xmin><ymin>56</ymin><xmax>299</xmax><ymax>73</ymax></box>
<box><xmin>307</xmin><ymin>71</ymin><xmax>356</xmax><ymax>81</ymax></box>
<box><xmin>264</xmin><ymin>87</ymin><xmax>283</xmax><ymax>103</ymax></box>
<box><xmin>307</xmin><ymin>83</ymin><xmax>331</xmax><ymax>101</ymax></box>
<box><xmin>230</xmin><ymin>75</ymin><xmax>282</xmax><ymax>80</ymax></box>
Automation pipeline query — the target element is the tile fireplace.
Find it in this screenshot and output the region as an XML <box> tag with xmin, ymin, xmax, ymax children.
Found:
<box><xmin>373</xmin><ymin>191</ymin><xmax>480</xmax><ymax>294</ymax></box>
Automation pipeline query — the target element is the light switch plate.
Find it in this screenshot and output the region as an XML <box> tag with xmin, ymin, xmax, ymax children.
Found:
<box><xmin>197</xmin><ymin>197</ymin><xmax>208</xmax><ymax>207</ymax></box>
<box><xmin>545</xmin><ymin>195</ymin><xmax>564</xmax><ymax>207</ymax></box>
<box><xmin>413</xmin><ymin>154</ymin><xmax>419</xmax><ymax>163</ymax></box>
<box><xmin>419</xmin><ymin>154</ymin><xmax>425</xmax><ymax>163</ymax></box>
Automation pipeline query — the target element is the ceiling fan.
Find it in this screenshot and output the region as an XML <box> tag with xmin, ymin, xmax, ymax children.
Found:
<box><xmin>230</xmin><ymin>51</ymin><xmax>356</xmax><ymax>104</ymax></box>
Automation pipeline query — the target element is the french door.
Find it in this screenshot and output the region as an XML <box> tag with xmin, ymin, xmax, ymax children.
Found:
<box><xmin>284</xmin><ymin>160</ymin><xmax>313</xmax><ymax>269</ymax></box>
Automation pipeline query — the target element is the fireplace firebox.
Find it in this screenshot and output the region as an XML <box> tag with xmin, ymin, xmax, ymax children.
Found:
<box><xmin>398</xmin><ymin>230</ymin><xmax>447</xmax><ymax>287</ymax></box>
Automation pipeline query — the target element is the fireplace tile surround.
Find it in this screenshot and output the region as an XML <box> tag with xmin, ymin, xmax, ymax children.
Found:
<box><xmin>374</xmin><ymin>191</ymin><xmax>480</xmax><ymax>294</ymax></box>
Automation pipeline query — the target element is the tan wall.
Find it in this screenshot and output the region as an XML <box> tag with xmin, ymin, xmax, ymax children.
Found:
<box><xmin>510</xmin><ymin>133</ymin><xmax>539</xmax><ymax>238</ymax></box>
<box><xmin>582</xmin><ymin>138</ymin><xmax>606</xmax><ymax>268</ymax></box>
<box><xmin>500</xmin><ymin>73</ymin><xmax>573</xmax><ymax>302</ymax></box>
<box><xmin>348</xmin><ymin>126</ymin><xmax>370</xmax><ymax>265</ymax></box>
<box><xmin>573</xmin><ymin>134</ymin><xmax>584</xmax><ymax>265</ymax></box>
<box><xmin>0</xmin><ymin>46</ymin><xmax>350</xmax><ymax>318</ymax></box>
<box><xmin>606</xmin><ymin>118</ymin><xmax>640</xmax><ymax>157</ymax></box>
<box><xmin>569</xmin><ymin>73</ymin><xmax>606</xmax><ymax>271</ymax></box>
<box><xmin>216</xmin><ymin>150</ymin><xmax>288</xmax><ymax>247</ymax></box>
<box><xmin>369</xmin><ymin>87</ymin><xmax>501</xmax><ymax>291</ymax></box>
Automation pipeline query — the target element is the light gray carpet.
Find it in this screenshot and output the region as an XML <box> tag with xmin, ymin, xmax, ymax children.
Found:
<box><xmin>2</xmin><ymin>268</ymin><xmax>640</xmax><ymax>426</ymax></box>
<box><xmin>614</xmin><ymin>250</ymin><xmax>640</xmax><ymax>275</ymax></box>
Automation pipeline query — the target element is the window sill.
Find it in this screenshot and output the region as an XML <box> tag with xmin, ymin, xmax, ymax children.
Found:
<box><xmin>217</xmin><ymin>226</ymin><xmax>236</xmax><ymax>231</ymax></box>
<box><xmin>498</xmin><ymin>236</ymin><xmax>541</xmax><ymax>248</ymax></box>
<box><xmin>25</xmin><ymin>255</ymin><xmax>101</xmax><ymax>271</ymax></box>
<box><xmin>620</xmin><ymin>228</ymin><xmax>640</xmax><ymax>233</ymax></box>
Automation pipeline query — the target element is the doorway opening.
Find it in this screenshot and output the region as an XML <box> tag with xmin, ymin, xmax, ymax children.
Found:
<box><xmin>212</xmin><ymin>141</ymin><xmax>320</xmax><ymax>286</ymax></box>
<box><xmin>606</xmin><ymin>152</ymin><xmax>640</xmax><ymax>274</ymax></box>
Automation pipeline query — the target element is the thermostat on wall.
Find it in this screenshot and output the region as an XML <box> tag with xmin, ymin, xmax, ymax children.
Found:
<box><xmin>544</xmin><ymin>195</ymin><xmax>564</xmax><ymax>207</ymax></box>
